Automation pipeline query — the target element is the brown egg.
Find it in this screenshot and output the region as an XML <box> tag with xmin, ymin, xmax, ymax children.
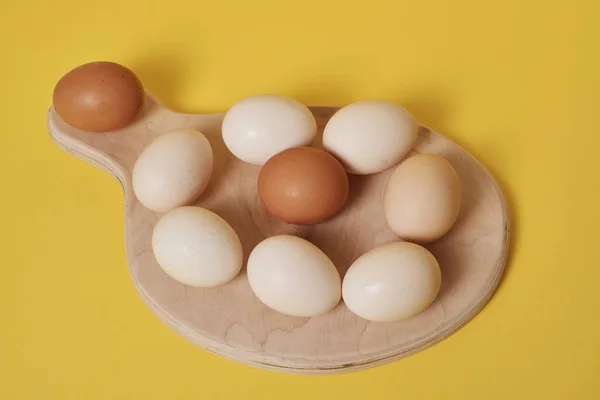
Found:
<box><xmin>53</xmin><ymin>61</ymin><xmax>144</xmax><ymax>132</ymax></box>
<box><xmin>383</xmin><ymin>153</ymin><xmax>461</xmax><ymax>243</ymax></box>
<box><xmin>258</xmin><ymin>147</ymin><xmax>349</xmax><ymax>225</ymax></box>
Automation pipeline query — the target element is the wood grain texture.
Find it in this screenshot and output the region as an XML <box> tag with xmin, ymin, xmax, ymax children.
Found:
<box><xmin>46</xmin><ymin>92</ymin><xmax>510</xmax><ymax>374</ymax></box>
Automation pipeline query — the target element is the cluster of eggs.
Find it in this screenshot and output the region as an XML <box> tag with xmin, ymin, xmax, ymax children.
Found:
<box><xmin>53</xmin><ymin>61</ymin><xmax>461</xmax><ymax>323</ymax></box>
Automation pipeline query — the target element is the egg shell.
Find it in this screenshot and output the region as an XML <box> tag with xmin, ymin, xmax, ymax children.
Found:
<box><xmin>53</xmin><ymin>61</ymin><xmax>144</xmax><ymax>132</ymax></box>
<box><xmin>247</xmin><ymin>235</ymin><xmax>342</xmax><ymax>317</ymax></box>
<box><xmin>257</xmin><ymin>147</ymin><xmax>349</xmax><ymax>225</ymax></box>
<box><xmin>152</xmin><ymin>206</ymin><xmax>243</xmax><ymax>287</ymax></box>
<box><xmin>342</xmin><ymin>242</ymin><xmax>441</xmax><ymax>322</ymax></box>
<box><xmin>132</xmin><ymin>128</ymin><xmax>213</xmax><ymax>213</ymax></box>
<box><xmin>384</xmin><ymin>153</ymin><xmax>461</xmax><ymax>243</ymax></box>
<box><xmin>322</xmin><ymin>100</ymin><xmax>417</xmax><ymax>175</ymax></box>
<box><xmin>222</xmin><ymin>94</ymin><xmax>317</xmax><ymax>165</ymax></box>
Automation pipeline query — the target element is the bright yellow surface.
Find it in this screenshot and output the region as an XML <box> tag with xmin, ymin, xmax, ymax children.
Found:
<box><xmin>1</xmin><ymin>0</ymin><xmax>599</xmax><ymax>398</ymax></box>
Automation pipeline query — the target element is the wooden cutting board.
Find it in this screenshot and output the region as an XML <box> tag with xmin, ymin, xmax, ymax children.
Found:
<box><xmin>47</xmin><ymin>92</ymin><xmax>510</xmax><ymax>374</ymax></box>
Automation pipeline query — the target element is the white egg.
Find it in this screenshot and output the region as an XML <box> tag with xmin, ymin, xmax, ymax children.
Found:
<box><xmin>133</xmin><ymin>128</ymin><xmax>213</xmax><ymax>213</ymax></box>
<box><xmin>322</xmin><ymin>100</ymin><xmax>417</xmax><ymax>175</ymax></box>
<box><xmin>342</xmin><ymin>242</ymin><xmax>441</xmax><ymax>322</ymax></box>
<box><xmin>222</xmin><ymin>94</ymin><xmax>317</xmax><ymax>165</ymax></box>
<box><xmin>152</xmin><ymin>206</ymin><xmax>243</xmax><ymax>287</ymax></box>
<box><xmin>247</xmin><ymin>235</ymin><xmax>341</xmax><ymax>317</ymax></box>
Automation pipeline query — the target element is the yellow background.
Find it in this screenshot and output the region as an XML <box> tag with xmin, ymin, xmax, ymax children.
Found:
<box><xmin>1</xmin><ymin>0</ymin><xmax>599</xmax><ymax>398</ymax></box>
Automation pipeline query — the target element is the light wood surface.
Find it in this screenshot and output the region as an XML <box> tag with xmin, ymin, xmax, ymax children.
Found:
<box><xmin>46</xmin><ymin>92</ymin><xmax>509</xmax><ymax>375</ymax></box>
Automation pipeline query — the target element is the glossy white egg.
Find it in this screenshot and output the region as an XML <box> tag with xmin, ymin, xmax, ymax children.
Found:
<box><xmin>152</xmin><ymin>206</ymin><xmax>243</xmax><ymax>287</ymax></box>
<box><xmin>322</xmin><ymin>100</ymin><xmax>417</xmax><ymax>175</ymax></box>
<box><xmin>222</xmin><ymin>94</ymin><xmax>317</xmax><ymax>165</ymax></box>
<box><xmin>133</xmin><ymin>128</ymin><xmax>213</xmax><ymax>213</ymax></box>
<box><xmin>247</xmin><ymin>235</ymin><xmax>341</xmax><ymax>317</ymax></box>
<box><xmin>342</xmin><ymin>242</ymin><xmax>441</xmax><ymax>322</ymax></box>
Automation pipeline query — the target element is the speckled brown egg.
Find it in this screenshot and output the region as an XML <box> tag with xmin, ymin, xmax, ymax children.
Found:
<box><xmin>257</xmin><ymin>147</ymin><xmax>349</xmax><ymax>225</ymax></box>
<box><xmin>53</xmin><ymin>61</ymin><xmax>145</xmax><ymax>132</ymax></box>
